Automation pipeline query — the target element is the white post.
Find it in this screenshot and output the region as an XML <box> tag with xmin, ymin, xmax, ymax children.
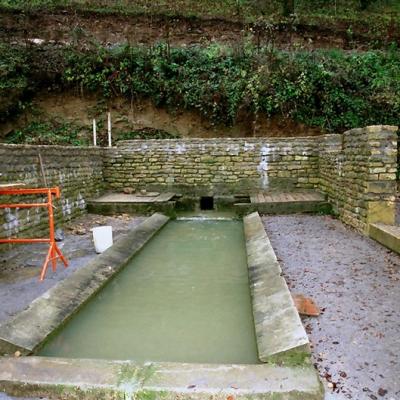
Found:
<box><xmin>92</xmin><ymin>119</ymin><xmax>97</xmax><ymax>146</ymax></box>
<box><xmin>107</xmin><ymin>112</ymin><xmax>112</xmax><ymax>147</ymax></box>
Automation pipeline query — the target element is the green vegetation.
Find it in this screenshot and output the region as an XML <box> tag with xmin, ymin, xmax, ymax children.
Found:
<box><xmin>1</xmin><ymin>42</ymin><xmax>399</xmax><ymax>139</ymax></box>
<box><xmin>1</xmin><ymin>1</ymin><xmax>399</xmax><ymax>146</ymax></box>
<box><xmin>118</xmin><ymin>128</ymin><xmax>180</xmax><ymax>140</ymax></box>
<box><xmin>1</xmin><ymin>0</ymin><xmax>399</xmax><ymax>22</ymax></box>
<box><xmin>60</xmin><ymin>43</ymin><xmax>400</xmax><ymax>132</ymax></box>
<box><xmin>0</xmin><ymin>43</ymin><xmax>30</xmax><ymax>119</ymax></box>
<box><xmin>4</xmin><ymin>119</ymin><xmax>89</xmax><ymax>145</ymax></box>
<box><xmin>0</xmin><ymin>0</ymin><xmax>399</xmax><ymax>45</ymax></box>
<box><xmin>3</xmin><ymin>117</ymin><xmax>179</xmax><ymax>146</ymax></box>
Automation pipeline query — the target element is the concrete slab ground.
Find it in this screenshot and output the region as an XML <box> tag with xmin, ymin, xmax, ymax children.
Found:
<box><xmin>1</xmin><ymin>213</ymin><xmax>398</xmax><ymax>400</ymax></box>
<box><xmin>0</xmin><ymin>213</ymin><xmax>169</xmax><ymax>355</ymax></box>
<box><xmin>0</xmin><ymin>213</ymin><xmax>145</xmax><ymax>324</ymax></box>
<box><xmin>0</xmin><ymin>212</ymin><xmax>324</xmax><ymax>400</ymax></box>
<box><xmin>262</xmin><ymin>215</ymin><xmax>400</xmax><ymax>400</ymax></box>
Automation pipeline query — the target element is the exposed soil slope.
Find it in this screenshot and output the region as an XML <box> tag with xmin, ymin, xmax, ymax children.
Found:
<box><xmin>0</xmin><ymin>93</ymin><xmax>324</xmax><ymax>141</ymax></box>
<box><xmin>1</xmin><ymin>10</ymin><xmax>397</xmax><ymax>50</ymax></box>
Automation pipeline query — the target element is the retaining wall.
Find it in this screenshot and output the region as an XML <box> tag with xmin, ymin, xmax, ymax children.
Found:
<box><xmin>319</xmin><ymin>126</ymin><xmax>398</xmax><ymax>233</ymax></box>
<box><xmin>104</xmin><ymin>138</ymin><xmax>320</xmax><ymax>195</ymax></box>
<box><xmin>0</xmin><ymin>125</ymin><xmax>397</xmax><ymax>238</ymax></box>
<box><xmin>0</xmin><ymin>145</ymin><xmax>104</xmax><ymax>239</ymax></box>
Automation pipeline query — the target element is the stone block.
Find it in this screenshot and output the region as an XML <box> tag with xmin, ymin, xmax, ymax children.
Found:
<box><xmin>366</xmin><ymin>201</ymin><xmax>396</xmax><ymax>227</ymax></box>
<box><xmin>369</xmin><ymin>223</ymin><xmax>400</xmax><ymax>254</ymax></box>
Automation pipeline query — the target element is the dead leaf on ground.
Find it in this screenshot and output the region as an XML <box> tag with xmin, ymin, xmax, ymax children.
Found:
<box><xmin>292</xmin><ymin>293</ymin><xmax>320</xmax><ymax>316</ymax></box>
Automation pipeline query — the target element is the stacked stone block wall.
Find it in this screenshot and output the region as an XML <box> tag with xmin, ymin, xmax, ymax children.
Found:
<box><xmin>0</xmin><ymin>125</ymin><xmax>397</xmax><ymax>240</ymax></box>
<box><xmin>104</xmin><ymin>138</ymin><xmax>320</xmax><ymax>195</ymax></box>
<box><xmin>319</xmin><ymin>126</ymin><xmax>398</xmax><ymax>233</ymax></box>
<box><xmin>0</xmin><ymin>144</ymin><xmax>104</xmax><ymax>240</ymax></box>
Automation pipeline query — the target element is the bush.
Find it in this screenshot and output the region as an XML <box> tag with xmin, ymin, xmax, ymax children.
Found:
<box><xmin>62</xmin><ymin>43</ymin><xmax>400</xmax><ymax>132</ymax></box>
<box><xmin>2</xmin><ymin>42</ymin><xmax>400</xmax><ymax>133</ymax></box>
<box><xmin>5</xmin><ymin>120</ymin><xmax>88</xmax><ymax>145</ymax></box>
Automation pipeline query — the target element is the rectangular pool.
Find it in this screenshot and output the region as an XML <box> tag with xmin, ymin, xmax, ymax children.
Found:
<box><xmin>39</xmin><ymin>220</ymin><xmax>259</xmax><ymax>364</ymax></box>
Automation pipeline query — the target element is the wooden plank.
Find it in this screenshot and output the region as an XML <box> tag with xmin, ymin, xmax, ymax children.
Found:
<box><xmin>95</xmin><ymin>193</ymin><xmax>154</xmax><ymax>203</ymax></box>
<box><xmin>297</xmin><ymin>193</ymin><xmax>308</xmax><ymax>201</ymax></box>
<box><xmin>313</xmin><ymin>193</ymin><xmax>325</xmax><ymax>201</ymax></box>
<box><xmin>304</xmin><ymin>193</ymin><xmax>316</xmax><ymax>202</ymax></box>
<box><xmin>277</xmin><ymin>193</ymin><xmax>285</xmax><ymax>202</ymax></box>
<box><xmin>268</xmin><ymin>193</ymin><xmax>278</xmax><ymax>203</ymax></box>
<box><xmin>250</xmin><ymin>194</ymin><xmax>258</xmax><ymax>204</ymax></box>
<box><xmin>240</xmin><ymin>191</ymin><xmax>326</xmax><ymax>207</ymax></box>
<box><xmin>286</xmin><ymin>193</ymin><xmax>296</xmax><ymax>202</ymax></box>
<box><xmin>154</xmin><ymin>192</ymin><xmax>175</xmax><ymax>202</ymax></box>
<box><xmin>264</xmin><ymin>195</ymin><xmax>272</xmax><ymax>203</ymax></box>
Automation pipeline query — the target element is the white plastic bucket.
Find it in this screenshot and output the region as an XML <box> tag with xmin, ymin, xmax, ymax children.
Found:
<box><xmin>92</xmin><ymin>226</ymin><xmax>113</xmax><ymax>253</ymax></box>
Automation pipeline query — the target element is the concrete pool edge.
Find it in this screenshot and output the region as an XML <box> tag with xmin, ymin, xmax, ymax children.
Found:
<box><xmin>0</xmin><ymin>356</ymin><xmax>324</xmax><ymax>400</ymax></box>
<box><xmin>243</xmin><ymin>212</ymin><xmax>311</xmax><ymax>364</ymax></box>
<box><xmin>0</xmin><ymin>213</ymin><xmax>324</xmax><ymax>400</ymax></box>
<box><xmin>0</xmin><ymin>213</ymin><xmax>170</xmax><ymax>356</ymax></box>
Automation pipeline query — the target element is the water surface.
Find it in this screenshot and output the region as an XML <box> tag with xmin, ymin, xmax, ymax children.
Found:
<box><xmin>40</xmin><ymin>220</ymin><xmax>258</xmax><ymax>364</ymax></box>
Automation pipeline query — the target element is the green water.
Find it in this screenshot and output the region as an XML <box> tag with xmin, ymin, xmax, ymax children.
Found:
<box><xmin>40</xmin><ymin>220</ymin><xmax>259</xmax><ymax>364</ymax></box>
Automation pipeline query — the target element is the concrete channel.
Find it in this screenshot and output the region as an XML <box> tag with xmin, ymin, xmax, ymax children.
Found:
<box><xmin>0</xmin><ymin>212</ymin><xmax>323</xmax><ymax>399</ymax></box>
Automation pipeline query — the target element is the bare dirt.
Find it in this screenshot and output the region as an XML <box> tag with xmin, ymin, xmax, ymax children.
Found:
<box><xmin>1</xmin><ymin>8</ymin><xmax>393</xmax><ymax>141</ymax></box>
<box><xmin>0</xmin><ymin>92</ymin><xmax>324</xmax><ymax>140</ymax></box>
<box><xmin>0</xmin><ymin>10</ymin><xmax>389</xmax><ymax>50</ymax></box>
<box><xmin>263</xmin><ymin>214</ymin><xmax>400</xmax><ymax>400</ymax></box>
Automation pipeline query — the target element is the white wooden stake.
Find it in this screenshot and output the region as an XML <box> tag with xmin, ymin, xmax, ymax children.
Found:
<box><xmin>92</xmin><ymin>119</ymin><xmax>97</xmax><ymax>146</ymax></box>
<box><xmin>107</xmin><ymin>112</ymin><xmax>112</xmax><ymax>147</ymax></box>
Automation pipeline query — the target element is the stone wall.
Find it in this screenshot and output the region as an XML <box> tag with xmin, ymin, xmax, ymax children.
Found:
<box><xmin>0</xmin><ymin>125</ymin><xmax>397</xmax><ymax>239</ymax></box>
<box><xmin>0</xmin><ymin>144</ymin><xmax>104</xmax><ymax>239</ymax></box>
<box><xmin>104</xmin><ymin>138</ymin><xmax>320</xmax><ymax>195</ymax></box>
<box><xmin>319</xmin><ymin>126</ymin><xmax>398</xmax><ymax>233</ymax></box>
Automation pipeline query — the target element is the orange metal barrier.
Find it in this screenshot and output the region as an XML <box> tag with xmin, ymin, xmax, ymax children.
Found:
<box><xmin>0</xmin><ymin>186</ymin><xmax>68</xmax><ymax>281</ymax></box>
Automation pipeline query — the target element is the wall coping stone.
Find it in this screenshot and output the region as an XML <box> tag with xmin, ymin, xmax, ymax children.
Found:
<box><xmin>0</xmin><ymin>213</ymin><xmax>169</xmax><ymax>355</ymax></box>
<box><xmin>0</xmin><ymin>356</ymin><xmax>324</xmax><ymax>400</ymax></box>
<box><xmin>243</xmin><ymin>212</ymin><xmax>310</xmax><ymax>363</ymax></box>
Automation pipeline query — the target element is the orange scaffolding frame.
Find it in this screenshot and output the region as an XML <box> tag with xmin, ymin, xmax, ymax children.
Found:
<box><xmin>0</xmin><ymin>186</ymin><xmax>68</xmax><ymax>281</ymax></box>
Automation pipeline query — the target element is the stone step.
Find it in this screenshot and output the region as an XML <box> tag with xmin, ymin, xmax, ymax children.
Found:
<box><xmin>369</xmin><ymin>223</ymin><xmax>400</xmax><ymax>254</ymax></box>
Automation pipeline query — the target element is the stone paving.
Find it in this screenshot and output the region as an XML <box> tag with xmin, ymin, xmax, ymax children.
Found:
<box><xmin>0</xmin><ymin>214</ymin><xmax>145</xmax><ymax>324</ymax></box>
<box><xmin>1</xmin><ymin>213</ymin><xmax>399</xmax><ymax>400</ymax></box>
<box><xmin>0</xmin><ymin>213</ymin><xmax>144</xmax><ymax>400</ymax></box>
<box><xmin>263</xmin><ymin>214</ymin><xmax>400</xmax><ymax>400</ymax></box>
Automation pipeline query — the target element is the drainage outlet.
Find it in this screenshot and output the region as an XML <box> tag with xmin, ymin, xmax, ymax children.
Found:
<box><xmin>200</xmin><ymin>196</ymin><xmax>214</xmax><ymax>210</ymax></box>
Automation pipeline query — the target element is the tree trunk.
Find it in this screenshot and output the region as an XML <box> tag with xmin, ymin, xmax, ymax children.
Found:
<box><xmin>283</xmin><ymin>0</ymin><xmax>295</xmax><ymax>16</ymax></box>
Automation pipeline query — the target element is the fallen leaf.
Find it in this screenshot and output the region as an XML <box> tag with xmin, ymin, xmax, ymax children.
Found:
<box><xmin>378</xmin><ymin>388</ymin><xmax>387</xmax><ymax>396</ymax></box>
<box><xmin>292</xmin><ymin>294</ymin><xmax>320</xmax><ymax>316</ymax></box>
